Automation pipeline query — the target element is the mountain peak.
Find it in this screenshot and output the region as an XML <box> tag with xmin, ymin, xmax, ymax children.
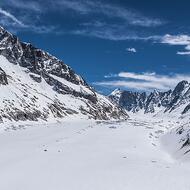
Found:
<box><xmin>110</xmin><ymin>88</ymin><xmax>122</xmax><ymax>96</ymax></box>
<box><xmin>172</xmin><ymin>80</ymin><xmax>189</xmax><ymax>97</ymax></box>
<box><xmin>0</xmin><ymin>26</ymin><xmax>5</xmax><ymax>32</ymax></box>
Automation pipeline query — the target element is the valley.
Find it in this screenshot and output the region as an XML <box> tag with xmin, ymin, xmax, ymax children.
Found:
<box><xmin>0</xmin><ymin>115</ymin><xmax>190</xmax><ymax>190</ymax></box>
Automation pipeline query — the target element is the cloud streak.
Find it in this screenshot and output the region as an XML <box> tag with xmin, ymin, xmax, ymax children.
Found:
<box><xmin>0</xmin><ymin>8</ymin><xmax>25</xmax><ymax>27</ymax></box>
<box><xmin>94</xmin><ymin>72</ymin><xmax>190</xmax><ymax>92</ymax></box>
<box><xmin>72</xmin><ymin>21</ymin><xmax>162</xmax><ymax>41</ymax></box>
<box><xmin>0</xmin><ymin>4</ymin><xmax>57</xmax><ymax>34</ymax></box>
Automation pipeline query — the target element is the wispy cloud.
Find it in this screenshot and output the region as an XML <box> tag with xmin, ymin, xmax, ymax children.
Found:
<box><xmin>3</xmin><ymin>0</ymin><xmax>164</xmax><ymax>27</ymax></box>
<box><xmin>55</xmin><ymin>0</ymin><xmax>165</xmax><ymax>40</ymax></box>
<box><xmin>0</xmin><ymin>0</ymin><xmax>165</xmax><ymax>37</ymax></box>
<box><xmin>94</xmin><ymin>72</ymin><xmax>190</xmax><ymax>92</ymax></box>
<box><xmin>53</xmin><ymin>0</ymin><xmax>92</xmax><ymax>14</ymax></box>
<box><xmin>54</xmin><ymin>0</ymin><xmax>164</xmax><ymax>27</ymax></box>
<box><xmin>72</xmin><ymin>21</ymin><xmax>162</xmax><ymax>41</ymax></box>
<box><xmin>3</xmin><ymin>0</ymin><xmax>42</xmax><ymax>12</ymax></box>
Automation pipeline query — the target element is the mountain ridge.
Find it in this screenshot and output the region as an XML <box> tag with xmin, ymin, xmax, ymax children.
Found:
<box><xmin>109</xmin><ymin>80</ymin><xmax>190</xmax><ymax>116</ymax></box>
<box><xmin>0</xmin><ymin>26</ymin><xmax>128</xmax><ymax>122</ymax></box>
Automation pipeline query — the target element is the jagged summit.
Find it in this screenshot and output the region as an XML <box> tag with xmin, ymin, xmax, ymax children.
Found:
<box><xmin>0</xmin><ymin>26</ymin><xmax>86</xmax><ymax>86</ymax></box>
<box><xmin>109</xmin><ymin>81</ymin><xmax>190</xmax><ymax>116</ymax></box>
<box><xmin>172</xmin><ymin>80</ymin><xmax>189</xmax><ymax>97</ymax></box>
<box><xmin>0</xmin><ymin>26</ymin><xmax>128</xmax><ymax>122</ymax></box>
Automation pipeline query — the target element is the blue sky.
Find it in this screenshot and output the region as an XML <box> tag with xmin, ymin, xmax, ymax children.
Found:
<box><xmin>0</xmin><ymin>0</ymin><xmax>190</xmax><ymax>94</ymax></box>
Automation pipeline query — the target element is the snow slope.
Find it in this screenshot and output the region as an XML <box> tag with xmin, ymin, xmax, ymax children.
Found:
<box><xmin>0</xmin><ymin>116</ymin><xmax>190</xmax><ymax>190</ymax></box>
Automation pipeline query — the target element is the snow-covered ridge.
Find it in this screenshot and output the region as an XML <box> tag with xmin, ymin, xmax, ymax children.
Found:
<box><xmin>109</xmin><ymin>80</ymin><xmax>190</xmax><ymax>117</ymax></box>
<box><xmin>0</xmin><ymin>26</ymin><xmax>128</xmax><ymax>122</ymax></box>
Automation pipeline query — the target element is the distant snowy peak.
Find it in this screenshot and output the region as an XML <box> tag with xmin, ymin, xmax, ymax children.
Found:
<box><xmin>109</xmin><ymin>88</ymin><xmax>123</xmax><ymax>104</ymax></box>
<box><xmin>0</xmin><ymin>26</ymin><xmax>128</xmax><ymax>122</ymax></box>
<box><xmin>109</xmin><ymin>80</ymin><xmax>190</xmax><ymax>116</ymax></box>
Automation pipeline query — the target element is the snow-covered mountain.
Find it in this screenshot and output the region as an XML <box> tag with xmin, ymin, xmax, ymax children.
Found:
<box><xmin>109</xmin><ymin>82</ymin><xmax>190</xmax><ymax>157</ymax></box>
<box><xmin>109</xmin><ymin>80</ymin><xmax>190</xmax><ymax>117</ymax></box>
<box><xmin>0</xmin><ymin>26</ymin><xmax>128</xmax><ymax>122</ymax></box>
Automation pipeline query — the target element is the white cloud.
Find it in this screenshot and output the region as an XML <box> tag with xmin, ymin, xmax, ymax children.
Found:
<box><xmin>104</xmin><ymin>74</ymin><xmax>118</xmax><ymax>78</ymax></box>
<box><xmin>94</xmin><ymin>72</ymin><xmax>190</xmax><ymax>92</ymax></box>
<box><xmin>94</xmin><ymin>80</ymin><xmax>170</xmax><ymax>92</ymax></box>
<box><xmin>126</xmin><ymin>48</ymin><xmax>137</xmax><ymax>53</ymax></box>
<box><xmin>185</xmin><ymin>45</ymin><xmax>190</xmax><ymax>50</ymax></box>
<box><xmin>161</xmin><ymin>34</ymin><xmax>190</xmax><ymax>55</ymax></box>
<box><xmin>161</xmin><ymin>34</ymin><xmax>190</xmax><ymax>45</ymax></box>
<box><xmin>177</xmin><ymin>51</ymin><xmax>190</xmax><ymax>55</ymax></box>
<box><xmin>118</xmin><ymin>72</ymin><xmax>156</xmax><ymax>81</ymax></box>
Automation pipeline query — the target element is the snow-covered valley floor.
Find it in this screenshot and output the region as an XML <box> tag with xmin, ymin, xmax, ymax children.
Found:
<box><xmin>0</xmin><ymin>116</ymin><xmax>190</xmax><ymax>190</ymax></box>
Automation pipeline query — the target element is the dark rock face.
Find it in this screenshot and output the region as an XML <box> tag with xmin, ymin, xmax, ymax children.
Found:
<box><xmin>182</xmin><ymin>104</ymin><xmax>190</xmax><ymax>114</ymax></box>
<box><xmin>119</xmin><ymin>91</ymin><xmax>146</xmax><ymax>112</ymax></box>
<box><xmin>109</xmin><ymin>81</ymin><xmax>190</xmax><ymax>115</ymax></box>
<box><xmin>0</xmin><ymin>26</ymin><xmax>128</xmax><ymax>121</ymax></box>
<box><xmin>29</xmin><ymin>74</ymin><xmax>42</xmax><ymax>83</ymax></box>
<box><xmin>0</xmin><ymin>67</ymin><xmax>8</xmax><ymax>85</ymax></box>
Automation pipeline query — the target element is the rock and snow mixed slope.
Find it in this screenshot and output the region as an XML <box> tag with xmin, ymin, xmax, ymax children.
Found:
<box><xmin>0</xmin><ymin>26</ymin><xmax>128</xmax><ymax>122</ymax></box>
